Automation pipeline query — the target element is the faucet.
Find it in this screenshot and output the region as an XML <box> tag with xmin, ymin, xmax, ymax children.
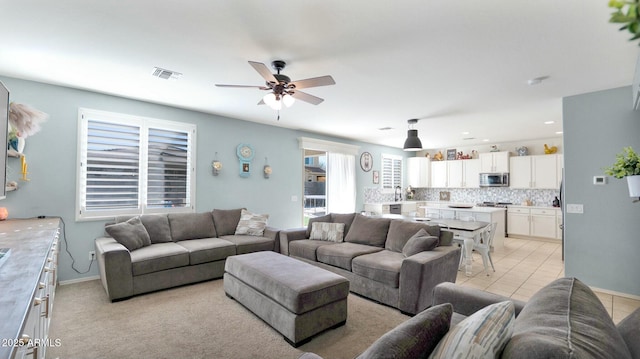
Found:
<box><xmin>394</xmin><ymin>186</ymin><xmax>403</xmax><ymax>202</ymax></box>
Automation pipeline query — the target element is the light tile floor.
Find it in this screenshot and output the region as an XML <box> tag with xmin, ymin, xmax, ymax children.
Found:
<box><xmin>455</xmin><ymin>236</ymin><xmax>640</xmax><ymax>324</ymax></box>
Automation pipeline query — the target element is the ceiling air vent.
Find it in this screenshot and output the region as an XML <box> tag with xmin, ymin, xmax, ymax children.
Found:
<box><xmin>152</xmin><ymin>67</ymin><xmax>182</xmax><ymax>80</ymax></box>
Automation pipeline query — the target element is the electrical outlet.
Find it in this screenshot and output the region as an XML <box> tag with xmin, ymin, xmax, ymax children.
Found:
<box><xmin>89</xmin><ymin>250</ymin><xmax>95</xmax><ymax>261</ymax></box>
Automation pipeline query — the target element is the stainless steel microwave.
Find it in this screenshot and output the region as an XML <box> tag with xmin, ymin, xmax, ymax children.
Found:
<box><xmin>479</xmin><ymin>173</ymin><xmax>509</xmax><ymax>187</ymax></box>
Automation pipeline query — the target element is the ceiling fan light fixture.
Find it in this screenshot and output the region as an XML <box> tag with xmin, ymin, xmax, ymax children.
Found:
<box><xmin>403</xmin><ymin>119</ymin><xmax>422</xmax><ymax>151</ymax></box>
<box><xmin>282</xmin><ymin>93</ymin><xmax>295</xmax><ymax>108</ymax></box>
<box><xmin>263</xmin><ymin>93</ymin><xmax>282</xmax><ymax>110</ymax></box>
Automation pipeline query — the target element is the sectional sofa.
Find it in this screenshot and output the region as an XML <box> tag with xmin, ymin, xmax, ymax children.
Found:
<box><xmin>280</xmin><ymin>213</ymin><xmax>461</xmax><ymax>315</ymax></box>
<box><xmin>300</xmin><ymin>277</ymin><xmax>640</xmax><ymax>359</ymax></box>
<box><xmin>95</xmin><ymin>208</ymin><xmax>278</xmax><ymax>301</ymax></box>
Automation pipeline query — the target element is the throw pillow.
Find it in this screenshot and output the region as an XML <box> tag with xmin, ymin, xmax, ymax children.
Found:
<box><xmin>105</xmin><ymin>217</ymin><xmax>151</xmax><ymax>251</ymax></box>
<box><xmin>402</xmin><ymin>229</ymin><xmax>439</xmax><ymax>257</ymax></box>
<box><xmin>309</xmin><ymin>222</ymin><xmax>345</xmax><ymax>242</ymax></box>
<box><xmin>235</xmin><ymin>209</ymin><xmax>269</xmax><ymax>236</ymax></box>
<box><xmin>429</xmin><ymin>301</ymin><xmax>515</xmax><ymax>359</ymax></box>
<box><xmin>385</xmin><ymin>220</ymin><xmax>441</xmax><ymax>252</ymax></box>
<box><xmin>167</xmin><ymin>212</ymin><xmax>217</xmax><ymax>241</ymax></box>
<box><xmin>357</xmin><ymin>303</ymin><xmax>453</xmax><ymax>359</ymax></box>
<box><xmin>305</xmin><ymin>213</ymin><xmax>332</xmax><ymax>238</ymax></box>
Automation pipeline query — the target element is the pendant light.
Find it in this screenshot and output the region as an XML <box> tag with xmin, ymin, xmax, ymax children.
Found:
<box><xmin>403</xmin><ymin>119</ymin><xmax>422</xmax><ymax>151</ymax></box>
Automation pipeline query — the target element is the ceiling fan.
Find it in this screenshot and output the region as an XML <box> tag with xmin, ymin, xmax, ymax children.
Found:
<box><xmin>215</xmin><ymin>60</ymin><xmax>336</xmax><ymax>111</ymax></box>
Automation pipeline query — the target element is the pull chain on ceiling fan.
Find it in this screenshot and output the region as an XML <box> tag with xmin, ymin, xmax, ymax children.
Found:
<box><xmin>215</xmin><ymin>60</ymin><xmax>336</xmax><ymax>115</ymax></box>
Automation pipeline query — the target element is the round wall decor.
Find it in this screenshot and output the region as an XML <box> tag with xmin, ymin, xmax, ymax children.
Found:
<box><xmin>360</xmin><ymin>152</ymin><xmax>373</xmax><ymax>172</ymax></box>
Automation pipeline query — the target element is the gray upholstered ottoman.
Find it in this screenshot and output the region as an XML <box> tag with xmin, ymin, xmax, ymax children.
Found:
<box><xmin>224</xmin><ymin>251</ymin><xmax>349</xmax><ymax>347</ymax></box>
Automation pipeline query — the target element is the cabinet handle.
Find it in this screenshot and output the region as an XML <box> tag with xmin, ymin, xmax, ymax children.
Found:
<box><xmin>33</xmin><ymin>297</ymin><xmax>42</xmax><ymax>306</ymax></box>
<box><xmin>38</xmin><ymin>282</ymin><xmax>45</xmax><ymax>289</ymax></box>
<box><xmin>43</xmin><ymin>294</ymin><xmax>50</xmax><ymax>318</ymax></box>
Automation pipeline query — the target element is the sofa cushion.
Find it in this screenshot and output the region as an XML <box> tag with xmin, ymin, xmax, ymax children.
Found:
<box><xmin>175</xmin><ymin>238</ymin><xmax>236</xmax><ymax>265</ymax></box>
<box><xmin>220</xmin><ymin>234</ymin><xmax>274</xmax><ymax>254</ymax></box>
<box><xmin>306</xmin><ymin>214</ymin><xmax>332</xmax><ymax>238</ymax></box>
<box><xmin>430</xmin><ymin>301</ymin><xmax>515</xmax><ymax>359</ymax></box>
<box><xmin>168</xmin><ymin>212</ymin><xmax>217</xmax><ymax>241</ymax></box>
<box><xmin>385</xmin><ymin>220</ymin><xmax>440</xmax><ymax>253</ymax></box>
<box><xmin>316</xmin><ymin>242</ymin><xmax>383</xmax><ymax>271</ymax></box>
<box><xmin>330</xmin><ymin>213</ymin><xmax>356</xmax><ymax>236</ymax></box>
<box><xmin>501</xmin><ymin>277</ymin><xmax>632</xmax><ymax>359</ymax></box>
<box><xmin>618</xmin><ymin>307</ymin><xmax>640</xmax><ymax>359</ymax></box>
<box><xmin>309</xmin><ymin>222</ymin><xmax>345</xmax><ymax>242</ymax></box>
<box><xmin>356</xmin><ymin>303</ymin><xmax>453</xmax><ymax>359</ymax></box>
<box><xmin>130</xmin><ymin>242</ymin><xmax>190</xmax><ymax>276</ymax></box>
<box><xmin>212</xmin><ymin>208</ymin><xmax>244</xmax><ymax>236</ymax></box>
<box><xmin>402</xmin><ymin>229</ymin><xmax>438</xmax><ymax>257</ymax></box>
<box><xmin>289</xmin><ymin>239</ymin><xmax>337</xmax><ymax>261</ymax></box>
<box><xmin>352</xmin><ymin>250</ymin><xmax>403</xmax><ymax>287</ymax></box>
<box><xmin>139</xmin><ymin>214</ymin><xmax>173</xmax><ymax>243</ymax></box>
<box><xmin>105</xmin><ymin>217</ymin><xmax>151</xmax><ymax>251</ymax></box>
<box><xmin>235</xmin><ymin>209</ymin><xmax>269</xmax><ymax>236</ymax></box>
<box><xmin>344</xmin><ymin>214</ymin><xmax>391</xmax><ymax>247</ymax></box>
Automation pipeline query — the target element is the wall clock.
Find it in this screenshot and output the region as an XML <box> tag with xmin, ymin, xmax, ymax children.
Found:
<box><xmin>360</xmin><ymin>152</ymin><xmax>373</xmax><ymax>172</ymax></box>
<box><xmin>237</xmin><ymin>143</ymin><xmax>255</xmax><ymax>177</ymax></box>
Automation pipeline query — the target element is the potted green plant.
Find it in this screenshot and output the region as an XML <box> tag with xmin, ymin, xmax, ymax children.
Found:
<box><xmin>604</xmin><ymin>146</ymin><xmax>640</xmax><ymax>197</ymax></box>
<box><xmin>609</xmin><ymin>0</ymin><xmax>640</xmax><ymax>44</ymax></box>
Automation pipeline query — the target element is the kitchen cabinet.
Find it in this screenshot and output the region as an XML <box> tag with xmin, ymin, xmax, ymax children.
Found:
<box><xmin>407</xmin><ymin>157</ymin><xmax>430</xmax><ymax>187</ymax></box>
<box><xmin>430</xmin><ymin>161</ymin><xmax>447</xmax><ymax>188</ymax></box>
<box><xmin>507</xmin><ymin>206</ymin><xmax>561</xmax><ymax>239</ymax></box>
<box><xmin>431</xmin><ymin>159</ymin><xmax>479</xmax><ymax>188</ymax></box>
<box><xmin>364</xmin><ymin>202</ymin><xmax>418</xmax><ymax>216</ymax></box>
<box><xmin>509</xmin><ymin>154</ymin><xmax>560</xmax><ymax>189</ymax></box>
<box><xmin>479</xmin><ymin>151</ymin><xmax>510</xmax><ymax>173</ymax></box>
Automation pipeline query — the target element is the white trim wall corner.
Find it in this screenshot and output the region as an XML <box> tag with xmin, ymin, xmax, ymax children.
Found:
<box><xmin>76</xmin><ymin>108</ymin><xmax>196</xmax><ymax>220</ymax></box>
<box><xmin>298</xmin><ymin>137</ymin><xmax>360</xmax><ymax>156</ymax></box>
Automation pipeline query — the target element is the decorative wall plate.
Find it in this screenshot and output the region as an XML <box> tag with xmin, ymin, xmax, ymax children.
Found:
<box><xmin>360</xmin><ymin>152</ymin><xmax>373</xmax><ymax>172</ymax></box>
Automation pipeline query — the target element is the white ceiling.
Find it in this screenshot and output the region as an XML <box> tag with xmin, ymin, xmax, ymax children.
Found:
<box><xmin>1</xmin><ymin>1</ymin><xmax>638</xmax><ymax>150</ymax></box>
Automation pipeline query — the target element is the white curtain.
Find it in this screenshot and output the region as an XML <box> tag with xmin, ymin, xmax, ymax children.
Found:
<box><xmin>327</xmin><ymin>152</ymin><xmax>356</xmax><ymax>213</ymax></box>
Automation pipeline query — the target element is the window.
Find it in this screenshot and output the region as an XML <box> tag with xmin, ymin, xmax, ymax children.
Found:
<box><xmin>76</xmin><ymin>108</ymin><xmax>196</xmax><ymax>220</ymax></box>
<box><xmin>381</xmin><ymin>154</ymin><xmax>403</xmax><ymax>191</ymax></box>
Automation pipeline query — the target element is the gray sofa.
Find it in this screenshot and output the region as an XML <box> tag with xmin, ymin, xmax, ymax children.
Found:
<box><xmin>300</xmin><ymin>277</ymin><xmax>640</xmax><ymax>359</ymax></box>
<box><xmin>95</xmin><ymin>209</ymin><xmax>278</xmax><ymax>301</ymax></box>
<box><xmin>279</xmin><ymin>213</ymin><xmax>461</xmax><ymax>315</ymax></box>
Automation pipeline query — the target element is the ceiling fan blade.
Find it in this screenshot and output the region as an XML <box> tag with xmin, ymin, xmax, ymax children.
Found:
<box><xmin>215</xmin><ymin>84</ymin><xmax>269</xmax><ymax>90</ymax></box>
<box><xmin>290</xmin><ymin>75</ymin><xmax>335</xmax><ymax>89</ymax></box>
<box><xmin>248</xmin><ymin>61</ymin><xmax>278</xmax><ymax>84</ymax></box>
<box><xmin>291</xmin><ymin>90</ymin><xmax>324</xmax><ymax>105</ymax></box>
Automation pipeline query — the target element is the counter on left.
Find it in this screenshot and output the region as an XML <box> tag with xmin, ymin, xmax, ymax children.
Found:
<box><xmin>0</xmin><ymin>218</ymin><xmax>61</xmax><ymax>359</ymax></box>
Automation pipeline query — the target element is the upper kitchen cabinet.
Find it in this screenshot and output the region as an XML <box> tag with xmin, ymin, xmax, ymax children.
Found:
<box><xmin>479</xmin><ymin>151</ymin><xmax>510</xmax><ymax>173</ymax></box>
<box><xmin>510</xmin><ymin>154</ymin><xmax>561</xmax><ymax>189</ymax></box>
<box><xmin>407</xmin><ymin>157</ymin><xmax>430</xmax><ymax>187</ymax></box>
<box><xmin>430</xmin><ymin>161</ymin><xmax>447</xmax><ymax>187</ymax></box>
<box><xmin>448</xmin><ymin>159</ymin><xmax>480</xmax><ymax>188</ymax></box>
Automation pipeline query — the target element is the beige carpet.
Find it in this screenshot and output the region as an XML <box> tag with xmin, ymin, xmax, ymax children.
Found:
<box><xmin>47</xmin><ymin>279</ymin><xmax>410</xmax><ymax>359</ymax></box>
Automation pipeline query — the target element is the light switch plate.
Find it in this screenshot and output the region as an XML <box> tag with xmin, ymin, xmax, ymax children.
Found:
<box><xmin>566</xmin><ymin>204</ymin><xmax>584</xmax><ymax>214</ymax></box>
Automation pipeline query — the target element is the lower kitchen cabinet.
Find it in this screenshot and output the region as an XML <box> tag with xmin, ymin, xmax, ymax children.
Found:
<box><xmin>507</xmin><ymin>206</ymin><xmax>561</xmax><ymax>240</ymax></box>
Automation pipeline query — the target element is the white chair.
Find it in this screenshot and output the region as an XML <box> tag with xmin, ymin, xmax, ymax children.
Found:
<box><xmin>473</xmin><ymin>222</ymin><xmax>497</xmax><ymax>276</ymax></box>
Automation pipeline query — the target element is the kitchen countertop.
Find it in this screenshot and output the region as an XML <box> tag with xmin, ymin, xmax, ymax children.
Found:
<box><xmin>364</xmin><ymin>201</ymin><xmax>420</xmax><ymax>206</ymax></box>
<box><xmin>507</xmin><ymin>205</ymin><xmax>561</xmax><ymax>210</ymax></box>
<box><xmin>419</xmin><ymin>204</ymin><xmax>506</xmax><ymax>213</ymax></box>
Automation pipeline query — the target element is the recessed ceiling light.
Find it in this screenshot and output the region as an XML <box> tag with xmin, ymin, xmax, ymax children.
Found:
<box><xmin>378</xmin><ymin>127</ymin><xmax>393</xmax><ymax>131</ymax></box>
<box><xmin>462</xmin><ymin>131</ymin><xmax>470</xmax><ymax>135</ymax></box>
<box><xmin>544</xmin><ymin>121</ymin><xmax>555</xmax><ymax>125</ymax></box>
<box><xmin>527</xmin><ymin>76</ymin><xmax>549</xmax><ymax>86</ymax></box>
<box><xmin>482</xmin><ymin>139</ymin><xmax>490</xmax><ymax>142</ymax></box>
<box><xmin>555</xmin><ymin>131</ymin><xmax>563</xmax><ymax>135</ymax></box>
<box><xmin>152</xmin><ymin>67</ymin><xmax>182</xmax><ymax>80</ymax></box>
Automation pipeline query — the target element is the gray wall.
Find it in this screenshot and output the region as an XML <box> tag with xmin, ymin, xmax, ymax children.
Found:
<box><xmin>563</xmin><ymin>85</ymin><xmax>640</xmax><ymax>296</ymax></box>
<box><xmin>0</xmin><ymin>76</ymin><xmax>406</xmax><ymax>282</ymax></box>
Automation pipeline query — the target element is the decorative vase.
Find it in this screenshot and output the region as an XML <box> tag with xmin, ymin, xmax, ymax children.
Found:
<box><xmin>627</xmin><ymin>175</ymin><xmax>640</xmax><ymax>197</ymax></box>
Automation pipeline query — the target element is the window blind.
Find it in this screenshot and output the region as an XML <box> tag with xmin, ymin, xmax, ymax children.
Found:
<box><xmin>381</xmin><ymin>154</ymin><xmax>403</xmax><ymax>190</ymax></box>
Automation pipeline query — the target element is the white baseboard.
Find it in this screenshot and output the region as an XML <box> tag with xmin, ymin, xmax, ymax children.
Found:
<box><xmin>592</xmin><ymin>286</ymin><xmax>640</xmax><ymax>301</ymax></box>
<box><xmin>58</xmin><ymin>275</ymin><xmax>100</xmax><ymax>286</ymax></box>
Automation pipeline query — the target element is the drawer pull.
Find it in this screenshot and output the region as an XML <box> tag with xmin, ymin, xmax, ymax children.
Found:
<box><xmin>33</xmin><ymin>297</ymin><xmax>42</xmax><ymax>306</ymax></box>
<box><xmin>38</xmin><ymin>282</ymin><xmax>45</xmax><ymax>289</ymax></box>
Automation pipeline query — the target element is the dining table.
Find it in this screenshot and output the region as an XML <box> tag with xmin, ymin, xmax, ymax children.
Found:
<box><xmin>414</xmin><ymin>217</ymin><xmax>489</xmax><ymax>276</ymax></box>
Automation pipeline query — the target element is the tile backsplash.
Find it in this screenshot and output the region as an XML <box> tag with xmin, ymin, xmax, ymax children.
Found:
<box><xmin>364</xmin><ymin>187</ymin><xmax>560</xmax><ymax>207</ymax></box>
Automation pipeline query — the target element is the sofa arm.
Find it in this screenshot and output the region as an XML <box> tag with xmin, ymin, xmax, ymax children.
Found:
<box><xmin>278</xmin><ymin>228</ymin><xmax>307</xmax><ymax>255</ymax></box>
<box><xmin>432</xmin><ymin>282</ymin><xmax>526</xmax><ymax>317</ymax></box>
<box><xmin>398</xmin><ymin>245</ymin><xmax>461</xmax><ymax>315</ymax></box>
<box><xmin>262</xmin><ymin>226</ymin><xmax>280</xmax><ymax>252</ymax></box>
<box><xmin>95</xmin><ymin>237</ymin><xmax>134</xmax><ymax>301</ymax></box>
